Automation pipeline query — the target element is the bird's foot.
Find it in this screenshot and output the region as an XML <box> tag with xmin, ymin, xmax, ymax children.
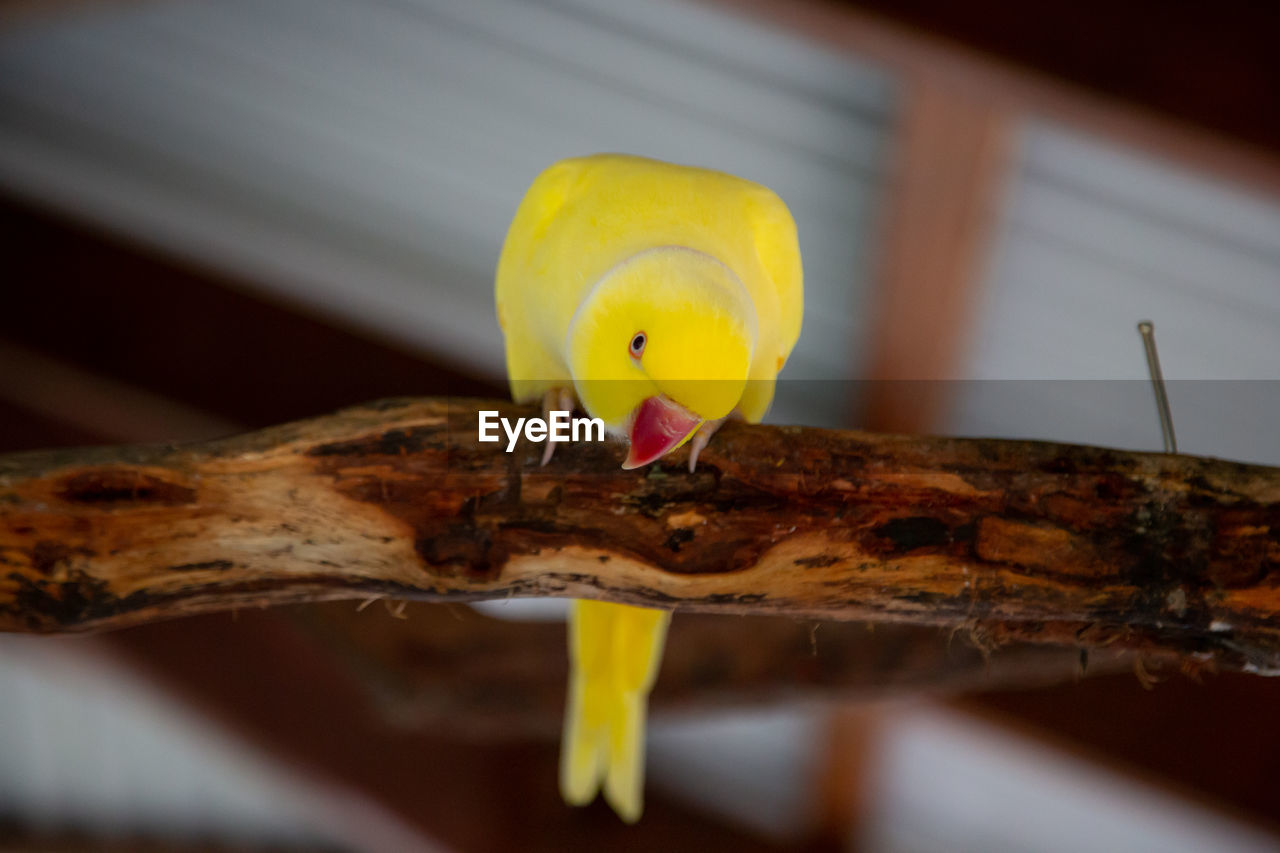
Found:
<box><xmin>540</xmin><ymin>386</ymin><xmax>577</xmax><ymax>466</ymax></box>
<box><xmin>687</xmin><ymin>415</ymin><xmax>731</xmax><ymax>473</ymax></box>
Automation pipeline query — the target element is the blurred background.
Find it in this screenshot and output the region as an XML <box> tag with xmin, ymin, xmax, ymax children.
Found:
<box><xmin>1</xmin><ymin>0</ymin><xmax>1279</xmax><ymax>850</ymax></box>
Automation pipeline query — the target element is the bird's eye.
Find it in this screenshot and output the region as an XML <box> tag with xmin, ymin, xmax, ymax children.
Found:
<box><xmin>629</xmin><ymin>332</ymin><xmax>647</xmax><ymax>359</ymax></box>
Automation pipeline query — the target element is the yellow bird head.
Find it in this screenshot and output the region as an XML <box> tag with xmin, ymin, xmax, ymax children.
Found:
<box><xmin>566</xmin><ymin>247</ymin><xmax>757</xmax><ymax>468</ymax></box>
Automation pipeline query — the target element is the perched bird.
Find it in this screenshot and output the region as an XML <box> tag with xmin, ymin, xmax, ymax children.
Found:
<box><xmin>495</xmin><ymin>153</ymin><xmax>803</xmax><ymax>822</ymax></box>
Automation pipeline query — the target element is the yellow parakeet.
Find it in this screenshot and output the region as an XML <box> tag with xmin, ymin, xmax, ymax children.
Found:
<box><xmin>494</xmin><ymin>153</ymin><xmax>803</xmax><ymax>822</ymax></box>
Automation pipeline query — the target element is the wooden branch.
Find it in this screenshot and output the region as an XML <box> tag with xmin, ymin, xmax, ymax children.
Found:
<box><xmin>1</xmin><ymin>397</ymin><xmax>1277</xmax><ymax>674</ymax></box>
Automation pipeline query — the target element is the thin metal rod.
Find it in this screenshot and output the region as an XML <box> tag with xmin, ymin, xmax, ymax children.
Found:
<box><xmin>1137</xmin><ymin>321</ymin><xmax>1177</xmax><ymax>454</ymax></box>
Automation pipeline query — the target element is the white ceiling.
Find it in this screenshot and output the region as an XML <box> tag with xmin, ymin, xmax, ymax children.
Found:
<box><xmin>0</xmin><ymin>0</ymin><xmax>898</xmax><ymax>426</ymax></box>
<box><xmin>953</xmin><ymin>122</ymin><xmax>1280</xmax><ymax>465</ymax></box>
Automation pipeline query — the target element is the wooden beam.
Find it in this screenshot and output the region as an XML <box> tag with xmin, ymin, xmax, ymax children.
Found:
<box><xmin>960</xmin><ymin>672</ymin><xmax>1280</xmax><ymax>832</ymax></box>
<box><xmin>292</xmin><ymin>603</ymin><xmax>1125</xmax><ymax>735</ymax></box>
<box><xmin>1</xmin><ymin>397</ymin><xmax>1277</xmax><ymax>674</ymax></box>
<box><xmin>0</xmin><ymin>198</ymin><xmax>502</xmax><ymax>433</ymax></box>
<box><xmin>0</xmin><ymin>341</ymin><xmax>237</xmax><ymax>445</ymax></box>
<box><xmin>801</xmin><ymin>705</ymin><xmax>884</xmax><ymax>851</ymax></box>
<box><xmin>834</xmin><ymin>0</ymin><xmax>1280</xmax><ymax>158</ymax></box>
<box><xmin>862</xmin><ymin>83</ymin><xmax>1012</xmax><ymax>432</ymax></box>
<box><xmin>0</xmin><ymin>2</ymin><xmax>123</xmax><ymax>27</ymax></box>
<box><xmin>711</xmin><ymin>0</ymin><xmax>1280</xmax><ymax>199</ymax></box>
<box><xmin>102</xmin><ymin>609</ymin><xmax>786</xmax><ymax>853</ymax></box>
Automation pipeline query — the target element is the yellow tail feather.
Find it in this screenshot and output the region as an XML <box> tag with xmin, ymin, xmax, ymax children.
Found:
<box><xmin>560</xmin><ymin>599</ymin><xmax>670</xmax><ymax>823</ymax></box>
<box><xmin>602</xmin><ymin>690</ymin><xmax>646</xmax><ymax>823</ymax></box>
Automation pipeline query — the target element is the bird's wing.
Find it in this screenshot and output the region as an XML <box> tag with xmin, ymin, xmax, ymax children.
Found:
<box><xmin>743</xmin><ymin>185</ymin><xmax>804</xmax><ymax>369</ymax></box>
<box><xmin>495</xmin><ymin>159</ymin><xmax>586</xmax><ymax>401</ymax></box>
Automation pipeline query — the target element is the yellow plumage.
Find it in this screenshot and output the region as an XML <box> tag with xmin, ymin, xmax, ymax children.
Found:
<box><xmin>495</xmin><ymin>153</ymin><xmax>803</xmax><ymax>821</ymax></box>
<box><xmin>560</xmin><ymin>600</ymin><xmax>670</xmax><ymax>822</ymax></box>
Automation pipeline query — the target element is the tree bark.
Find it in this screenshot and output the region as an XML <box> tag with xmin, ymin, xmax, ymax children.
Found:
<box><xmin>1</xmin><ymin>397</ymin><xmax>1276</xmax><ymax>673</ymax></box>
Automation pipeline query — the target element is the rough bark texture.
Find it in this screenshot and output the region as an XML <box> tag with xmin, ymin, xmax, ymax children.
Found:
<box><xmin>1</xmin><ymin>397</ymin><xmax>1277</xmax><ymax>673</ymax></box>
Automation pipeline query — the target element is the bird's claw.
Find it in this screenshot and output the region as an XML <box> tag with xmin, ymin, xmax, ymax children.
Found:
<box><xmin>540</xmin><ymin>387</ymin><xmax>577</xmax><ymax>466</ymax></box>
<box><xmin>687</xmin><ymin>416</ymin><xmax>728</xmax><ymax>473</ymax></box>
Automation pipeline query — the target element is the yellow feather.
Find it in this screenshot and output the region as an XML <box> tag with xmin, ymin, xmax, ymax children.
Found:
<box><xmin>496</xmin><ymin>154</ymin><xmax>802</xmax><ymax>425</ymax></box>
<box><xmin>497</xmin><ymin>154</ymin><xmax>803</xmax><ymax>821</ymax></box>
<box><xmin>561</xmin><ymin>600</ymin><xmax>669</xmax><ymax>823</ymax></box>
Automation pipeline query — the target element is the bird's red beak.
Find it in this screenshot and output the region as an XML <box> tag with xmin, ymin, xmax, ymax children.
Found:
<box><xmin>622</xmin><ymin>395</ymin><xmax>702</xmax><ymax>469</ymax></box>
